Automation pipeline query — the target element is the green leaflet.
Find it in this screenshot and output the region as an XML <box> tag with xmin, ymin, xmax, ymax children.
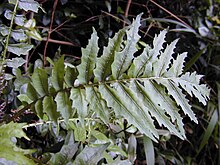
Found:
<box><xmin>51</xmin><ymin>56</ymin><xmax>65</xmax><ymax>91</ymax></box>
<box><xmin>129</xmin><ymin>30</ymin><xmax>167</xmax><ymax>77</ymax></box>
<box><xmin>77</xmin><ymin>28</ymin><xmax>99</xmax><ymax>84</ymax></box>
<box><xmin>157</xmin><ymin>79</ymin><xmax>198</xmax><ymax>123</ymax></box>
<box><xmin>43</xmin><ymin>96</ymin><xmax>59</xmax><ymax>123</ymax></box>
<box><xmin>35</xmin><ymin>99</ymin><xmax>43</xmax><ymax>119</ymax></box>
<box><xmin>164</xmin><ymin>52</ymin><xmax>187</xmax><ymax>77</ymax></box>
<box><xmin>178</xmin><ymin>72</ymin><xmax>210</xmax><ymax>105</ymax></box>
<box><xmin>131</xmin><ymin>80</ymin><xmax>185</xmax><ymax>139</ymax></box>
<box><xmin>4</xmin><ymin>10</ymin><xmax>25</xmax><ymax>26</ymax></box>
<box><xmin>0</xmin><ymin>122</ymin><xmax>36</xmax><ymax>165</ymax></box>
<box><xmin>6</xmin><ymin>57</ymin><xmax>26</xmax><ymax>68</ymax></box>
<box><xmin>99</xmin><ymin>83</ymin><xmax>158</xmax><ymax>141</ymax></box>
<box><xmin>64</xmin><ymin>66</ymin><xmax>78</xmax><ymax>87</ymax></box>
<box><xmin>27</xmin><ymin>82</ymin><xmax>38</xmax><ymax>101</ymax></box>
<box><xmin>70</xmin><ymin>88</ymin><xmax>88</xmax><ymax>124</ymax></box>
<box><xmin>86</xmin><ymin>86</ymin><xmax>109</xmax><ymax>124</ymax></box>
<box><xmin>153</xmin><ymin>39</ymin><xmax>178</xmax><ymax>77</ymax></box>
<box><xmin>94</xmin><ymin>29</ymin><xmax>126</xmax><ymax>81</ymax></box>
<box><xmin>111</xmin><ymin>13</ymin><xmax>142</xmax><ymax>79</ymax></box>
<box><xmin>32</xmin><ymin>68</ymin><xmax>48</xmax><ymax>97</ymax></box>
<box><xmin>55</xmin><ymin>92</ymin><xmax>72</xmax><ymax>123</ymax></box>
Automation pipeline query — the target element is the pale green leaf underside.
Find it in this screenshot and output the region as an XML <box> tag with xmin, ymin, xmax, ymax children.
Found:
<box><xmin>23</xmin><ymin>14</ymin><xmax>210</xmax><ymax>142</ymax></box>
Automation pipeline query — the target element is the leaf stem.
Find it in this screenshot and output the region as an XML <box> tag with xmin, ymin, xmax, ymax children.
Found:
<box><xmin>22</xmin><ymin>118</ymin><xmax>101</xmax><ymax>128</ymax></box>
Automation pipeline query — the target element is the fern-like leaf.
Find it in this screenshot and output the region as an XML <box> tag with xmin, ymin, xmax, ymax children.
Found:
<box><xmin>21</xmin><ymin>14</ymin><xmax>210</xmax><ymax>142</ymax></box>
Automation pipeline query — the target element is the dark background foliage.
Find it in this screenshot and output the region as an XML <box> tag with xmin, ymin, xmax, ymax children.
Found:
<box><xmin>0</xmin><ymin>0</ymin><xmax>219</xmax><ymax>164</ymax></box>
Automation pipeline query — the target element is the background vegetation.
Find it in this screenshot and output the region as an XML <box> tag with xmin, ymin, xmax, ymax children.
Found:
<box><xmin>0</xmin><ymin>0</ymin><xmax>219</xmax><ymax>164</ymax></box>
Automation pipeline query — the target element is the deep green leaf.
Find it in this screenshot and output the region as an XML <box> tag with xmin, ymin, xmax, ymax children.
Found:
<box><xmin>91</xmin><ymin>130</ymin><xmax>110</xmax><ymax>143</ymax></box>
<box><xmin>77</xmin><ymin>28</ymin><xmax>99</xmax><ymax>84</ymax></box>
<box><xmin>17</xmin><ymin>94</ymin><xmax>32</xmax><ymax>104</ymax></box>
<box><xmin>51</xmin><ymin>56</ymin><xmax>65</xmax><ymax>91</ymax></box>
<box><xmin>64</xmin><ymin>66</ymin><xmax>78</xmax><ymax>87</ymax></box>
<box><xmin>73</xmin><ymin>143</ymin><xmax>110</xmax><ymax>165</ymax></box>
<box><xmin>27</xmin><ymin>82</ymin><xmax>39</xmax><ymax>101</ymax></box>
<box><xmin>198</xmin><ymin>108</ymin><xmax>218</xmax><ymax>153</ymax></box>
<box><xmin>32</xmin><ymin>68</ymin><xmax>48</xmax><ymax>97</ymax></box>
<box><xmin>108</xmin><ymin>145</ymin><xmax>127</xmax><ymax>157</ymax></box>
<box><xmin>55</xmin><ymin>91</ymin><xmax>72</xmax><ymax>123</ymax></box>
<box><xmin>49</xmin><ymin>153</ymin><xmax>66</xmax><ymax>165</ymax></box>
<box><xmin>43</xmin><ymin>96</ymin><xmax>59</xmax><ymax>122</ymax></box>
<box><xmin>35</xmin><ymin>99</ymin><xmax>44</xmax><ymax>119</ymax></box>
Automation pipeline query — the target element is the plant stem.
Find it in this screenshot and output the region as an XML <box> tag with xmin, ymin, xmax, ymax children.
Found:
<box><xmin>43</xmin><ymin>0</ymin><xmax>58</xmax><ymax>66</ymax></box>
<box><xmin>1</xmin><ymin>0</ymin><xmax>19</xmax><ymax>61</ymax></box>
<box><xmin>123</xmin><ymin>0</ymin><xmax>132</xmax><ymax>27</ymax></box>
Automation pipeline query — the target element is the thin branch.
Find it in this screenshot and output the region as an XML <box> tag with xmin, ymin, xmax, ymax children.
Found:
<box><xmin>42</xmin><ymin>38</ymin><xmax>79</xmax><ymax>46</ymax></box>
<box><xmin>149</xmin><ymin>0</ymin><xmax>192</xmax><ymax>29</ymax></box>
<box><xmin>43</xmin><ymin>0</ymin><xmax>58</xmax><ymax>66</ymax></box>
<box><xmin>123</xmin><ymin>0</ymin><xmax>132</xmax><ymax>27</ymax></box>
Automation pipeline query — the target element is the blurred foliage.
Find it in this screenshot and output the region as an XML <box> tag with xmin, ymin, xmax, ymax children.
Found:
<box><xmin>0</xmin><ymin>0</ymin><xmax>219</xmax><ymax>164</ymax></box>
